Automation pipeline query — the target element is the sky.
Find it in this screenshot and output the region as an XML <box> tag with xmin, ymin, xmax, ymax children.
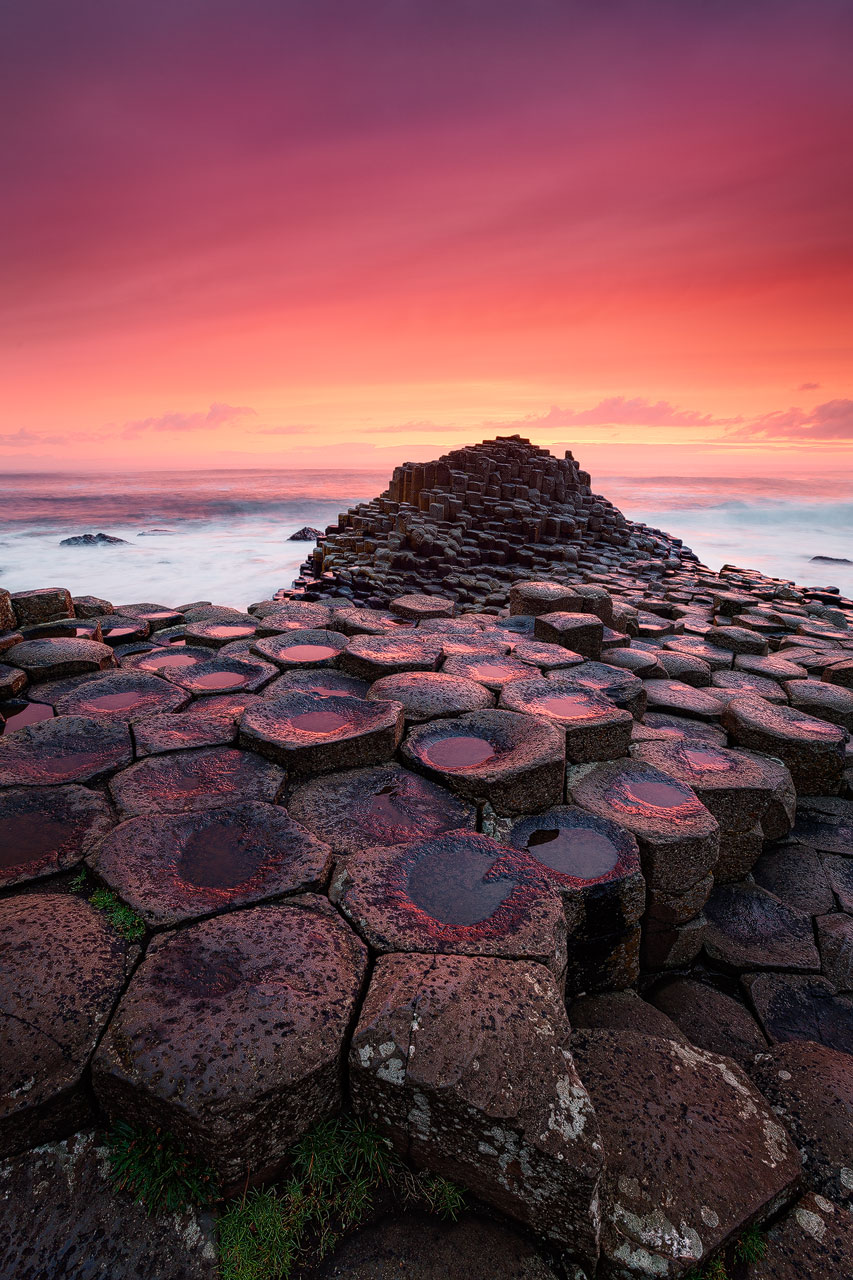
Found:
<box><xmin>2</xmin><ymin>0</ymin><xmax>852</xmax><ymax>475</ymax></box>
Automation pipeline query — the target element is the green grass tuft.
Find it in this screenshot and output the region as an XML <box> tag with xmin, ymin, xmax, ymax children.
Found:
<box><xmin>88</xmin><ymin>887</ymin><xmax>146</xmax><ymax>941</ymax></box>
<box><xmin>735</xmin><ymin>1224</ymin><xmax>768</xmax><ymax>1263</ymax></box>
<box><xmin>68</xmin><ymin>868</ymin><xmax>88</xmax><ymax>893</ymax></box>
<box><xmin>217</xmin><ymin>1115</ymin><xmax>464</xmax><ymax>1280</ymax></box>
<box><xmin>106</xmin><ymin>1120</ymin><xmax>219</xmax><ymax>1214</ymax></box>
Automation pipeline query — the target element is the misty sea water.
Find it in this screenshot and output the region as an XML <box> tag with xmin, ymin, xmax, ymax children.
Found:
<box><xmin>1</xmin><ymin>469</ymin><xmax>851</xmax><ymax>609</ymax></box>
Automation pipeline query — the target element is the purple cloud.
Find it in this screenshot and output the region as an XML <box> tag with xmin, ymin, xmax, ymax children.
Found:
<box><xmin>120</xmin><ymin>403</ymin><xmax>257</xmax><ymax>439</ymax></box>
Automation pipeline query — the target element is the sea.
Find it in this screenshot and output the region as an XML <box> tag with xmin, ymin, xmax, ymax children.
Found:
<box><xmin>1</xmin><ymin>469</ymin><xmax>851</xmax><ymax>610</ymax></box>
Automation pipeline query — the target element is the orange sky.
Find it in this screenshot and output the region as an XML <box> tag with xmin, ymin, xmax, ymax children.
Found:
<box><xmin>2</xmin><ymin>0</ymin><xmax>852</xmax><ymax>474</ymax></box>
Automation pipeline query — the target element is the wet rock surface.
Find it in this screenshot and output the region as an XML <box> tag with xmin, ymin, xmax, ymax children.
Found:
<box><xmin>4</xmin><ymin>438</ymin><xmax>853</xmax><ymax>1277</ymax></box>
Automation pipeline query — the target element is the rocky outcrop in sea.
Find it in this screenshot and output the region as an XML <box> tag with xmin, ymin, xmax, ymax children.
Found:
<box><xmin>1</xmin><ymin>438</ymin><xmax>852</xmax><ymax>1279</ymax></box>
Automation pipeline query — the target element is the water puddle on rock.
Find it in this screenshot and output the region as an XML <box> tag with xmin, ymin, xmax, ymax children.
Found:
<box><xmin>87</xmin><ymin>691</ymin><xmax>150</xmax><ymax>712</ymax></box>
<box><xmin>535</xmin><ymin>693</ymin><xmax>599</xmax><ymax>719</ymax></box>
<box><xmin>0</xmin><ymin>814</ymin><xmax>67</xmax><ymax>868</ymax></box>
<box><xmin>282</xmin><ymin>644</ymin><xmax>339</xmax><ymax>662</ymax></box>
<box><xmin>177</xmin><ymin>820</ymin><xmax>265</xmax><ymax>889</ymax></box>
<box><xmin>406</xmin><ymin>847</ymin><xmax>513</xmax><ymax>924</ymax></box>
<box><xmin>1</xmin><ymin>702</ymin><xmax>55</xmax><ymax>734</ymax></box>
<box><xmin>621</xmin><ymin>779</ymin><xmax>693</xmax><ymax>810</ymax></box>
<box><xmin>290</xmin><ymin>710</ymin><xmax>350</xmax><ymax>734</ymax></box>
<box><xmin>526</xmin><ymin>827</ymin><xmax>619</xmax><ymax>879</ymax></box>
<box><xmin>193</xmin><ymin>670</ymin><xmax>250</xmax><ymax>690</ymax></box>
<box><xmin>423</xmin><ymin>736</ymin><xmax>496</xmax><ymax>769</ymax></box>
<box><xmin>681</xmin><ymin>745</ymin><xmax>735</xmax><ymax>773</ymax></box>
<box><xmin>205</xmin><ymin>625</ymin><xmax>256</xmax><ymax>639</ymax></box>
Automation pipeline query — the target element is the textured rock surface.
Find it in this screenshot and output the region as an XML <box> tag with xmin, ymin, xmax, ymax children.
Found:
<box><xmin>0</xmin><ymin>784</ymin><xmax>114</xmax><ymax>888</ymax></box>
<box><xmin>571</xmin><ymin>1029</ymin><xmax>801</xmax><ymax>1277</ymax></box>
<box><xmin>93</xmin><ymin>898</ymin><xmax>367</xmax><ymax>1184</ymax></box>
<box><xmin>350</xmin><ymin>953</ymin><xmax>603</xmax><ymax>1265</ymax></box>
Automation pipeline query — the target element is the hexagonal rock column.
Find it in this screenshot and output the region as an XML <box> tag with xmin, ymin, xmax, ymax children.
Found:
<box><xmin>92</xmin><ymin>898</ymin><xmax>367</xmax><ymax>1187</ymax></box>
<box><xmin>366</xmin><ymin>671</ymin><xmax>494</xmax><ymax>722</ymax></box>
<box><xmin>9</xmin><ymin>587</ymin><xmax>73</xmax><ymax>625</ymax></box>
<box><xmin>750</xmin><ymin>1041</ymin><xmax>853</xmax><ymax>1208</ymax></box>
<box><xmin>746</xmin><ymin>1193</ymin><xmax>853</xmax><ymax>1280</ymax></box>
<box><xmin>554</xmin><ymin>661</ymin><xmax>647</xmax><ymax>719</ymax></box>
<box><xmin>785</xmin><ymin>677</ymin><xmax>853</xmax><ymax>732</ymax></box>
<box><xmin>722</xmin><ymin>695</ymin><xmax>847</xmax><ymax>795</ymax></box>
<box><xmin>389</xmin><ymin>594</ymin><xmax>455</xmax><ymax>620</ymax></box>
<box><xmin>264</xmin><ymin>668</ymin><xmax>369</xmax><ymax>700</ymax></box>
<box><xmin>329</xmin><ymin>830</ymin><xmax>567</xmax><ymax>978</ymax></box>
<box><xmin>350</xmin><ymin>953</ymin><xmax>603</xmax><ymax>1267</ymax></box>
<box><xmin>500</xmin><ymin>678</ymin><xmax>633</xmax><ymax>764</ymax></box>
<box><xmin>0</xmin><ymin>784</ymin><xmax>114</xmax><ymax>889</ymax></box>
<box><xmin>631</xmin><ymin>739</ymin><xmax>795</xmax><ymax>881</ymax></box>
<box><xmin>507</xmin><ymin>807</ymin><xmax>645</xmax><ymax>996</ymax></box>
<box><xmin>88</xmin><ymin>802</ymin><xmax>333</xmax><ymax>928</ymax></box>
<box><xmin>239</xmin><ymin>692</ymin><xmax>403</xmax><ymax>775</ymax></box>
<box><xmin>4</xmin><ymin>638</ymin><xmax>117</xmax><ymax>682</ymax></box>
<box><xmin>109</xmin><ymin>746</ymin><xmax>285</xmax><ymax>817</ymax></box>
<box><xmin>163</xmin><ymin>655</ymin><xmax>278</xmax><ymax>696</ymax></box>
<box><xmin>509</xmin><ymin>581</ymin><xmax>586</xmax><ymax>616</ymax></box>
<box><xmin>401</xmin><ymin>709</ymin><xmax>565</xmax><ymax>815</ymax></box>
<box><xmin>288</xmin><ymin>763</ymin><xmax>477</xmax><ymax>858</ymax></box>
<box><xmin>0</xmin><ymin>715</ymin><xmax>132</xmax><ymax>787</ymax></box>
<box><xmin>183</xmin><ymin>618</ymin><xmax>259</xmax><ymax>647</ymax></box>
<box><xmin>340</xmin><ymin>634</ymin><xmax>444</xmax><ymax>682</ymax></box>
<box><xmin>743</xmin><ymin>972</ymin><xmax>853</xmax><ymax>1055</ymax></box>
<box><xmin>441</xmin><ymin>653</ymin><xmax>538</xmax><ymax>693</ymax></box>
<box><xmin>641</xmin><ymin>679</ymin><xmax>724</xmax><ymax>722</ymax></box>
<box><xmin>251</xmin><ymin>628</ymin><xmax>348</xmax><ymax>670</ymax></box>
<box><xmin>0</xmin><ymin>894</ymin><xmax>131</xmax><ymax>1157</ymax></box>
<box><xmin>567</xmin><ymin>760</ymin><xmax>719</xmax><ymax>969</ymax></box>
<box><xmin>570</xmin><ymin>1029</ymin><xmax>800</xmax><ymax>1277</ymax></box>
<box><xmin>254</xmin><ymin>600</ymin><xmax>331</xmax><ymax>630</ymax></box>
<box><xmin>703</xmin><ymin>883</ymin><xmax>820</xmax><ymax>972</ymax></box>
<box><xmin>533</xmin><ymin>613</ymin><xmax>603</xmax><ymax>660</ymax></box>
<box><xmin>52</xmin><ymin>670</ymin><xmax>190</xmax><ymax>720</ymax></box>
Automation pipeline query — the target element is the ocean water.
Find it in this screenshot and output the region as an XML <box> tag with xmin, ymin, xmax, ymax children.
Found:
<box><xmin>0</xmin><ymin>468</ymin><xmax>851</xmax><ymax>610</ymax></box>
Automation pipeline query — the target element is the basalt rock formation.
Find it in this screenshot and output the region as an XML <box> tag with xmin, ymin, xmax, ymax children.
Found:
<box><xmin>304</xmin><ymin>436</ymin><xmax>692</xmax><ymax>608</ymax></box>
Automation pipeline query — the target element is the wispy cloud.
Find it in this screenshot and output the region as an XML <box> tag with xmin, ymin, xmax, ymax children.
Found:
<box><xmin>491</xmin><ymin>398</ymin><xmax>742</xmax><ymax>432</ymax></box>
<box><xmin>119</xmin><ymin>403</ymin><xmax>257</xmax><ymax>439</ymax></box>
<box><xmin>725</xmin><ymin>399</ymin><xmax>853</xmax><ymax>442</ymax></box>
<box><xmin>798</xmin><ymin>382</ymin><xmax>820</xmax><ymax>391</ymax></box>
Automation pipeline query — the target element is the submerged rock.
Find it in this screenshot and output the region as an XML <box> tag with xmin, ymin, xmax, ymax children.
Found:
<box><xmin>59</xmin><ymin>533</ymin><xmax>128</xmax><ymax>547</ymax></box>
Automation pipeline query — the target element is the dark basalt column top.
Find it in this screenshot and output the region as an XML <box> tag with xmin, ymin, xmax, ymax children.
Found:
<box><xmin>121</xmin><ymin>645</ymin><xmax>214</xmax><ymax>676</ymax></box>
<box><xmin>183</xmin><ymin>618</ymin><xmax>259</xmax><ymax>647</ymax></box>
<box><xmin>239</xmin><ymin>691</ymin><xmax>404</xmax><ymax>774</ymax></box>
<box><xmin>88</xmin><ymin>802</ymin><xmax>333</xmax><ymax>926</ymax></box>
<box><xmin>4</xmin><ymin>638</ymin><xmax>118</xmax><ymax>683</ymax></box>
<box><xmin>508</xmin><ymin>806</ymin><xmax>640</xmax><ymax>888</ymax></box>
<box><xmin>262</xmin><ymin>668</ymin><xmax>370</xmax><ymax>700</ymax></box>
<box><xmin>0</xmin><ymin>784</ymin><xmax>114</xmax><ymax>888</ymax></box>
<box><xmin>366</xmin><ymin>670</ymin><xmax>494</xmax><ymax>721</ymax></box>
<box><xmin>0</xmin><ymin>715</ymin><xmax>132</xmax><ymax>787</ymax></box>
<box><xmin>52</xmin><ymin>670</ymin><xmax>189</xmax><ymax>720</ymax></box>
<box><xmin>252</xmin><ymin>629</ymin><xmax>348</xmax><ymax>669</ymax></box>
<box><xmin>401</xmin><ymin>708</ymin><xmax>565</xmax><ymax>814</ymax></box>
<box><xmin>109</xmin><ymin>746</ymin><xmax>286</xmax><ymax>817</ymax></box>
<box><xmin>162</xmin><ymin>655</ymin><xmax>278</xmax><ymax>696</ymax></box>
<box><xmin>330</xmin><ymin>829</ymin><xmax>567</xmax><ymax>976</ymax></box>
<box><xmin>288</xmin><ymin>763</ymin><xmax>477</xmax><ymax>857</ymax></box>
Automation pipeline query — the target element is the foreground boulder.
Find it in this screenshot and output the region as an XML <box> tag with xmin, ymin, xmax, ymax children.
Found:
<box><xmin>570</xmin><ymin>1029</ymin><xmax>801</xmax><ymax>1277</ymax></box>
<box><xmin>0</xmin><ymin>895</ymin><xmax>131</xmax><ymax>1157</ymax></box>
<box><xmin>92</xmin><ymin>897</ymin><xmax>366</xmax><ymax>1186</ymax></box>
<box><xmin>744</xmin><ymin>1192</ymin><xmax>853</xmax><ymax>1279</ymax></box>
<box><xmin>350</xmin><ymin>953</ymin><xmax>603</xmax><ymax>1268</ymax></box>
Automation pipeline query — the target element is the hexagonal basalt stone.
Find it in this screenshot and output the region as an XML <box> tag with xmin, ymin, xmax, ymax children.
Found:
<box><xmin>552</xmin><ymin>660</ymin><xmax>647</xmax><ymax>719</ymax></box>
<box><xmin>705</xmin><ymin>624</ymin><xmax>769</xmax><ymax>655</ymax></box>
<box><xmin>331</xmin><ymin>607</ymin><xmax>412</xmax><ymax>636</ymax></box>
<box><xmin>722</xmin><ymin>695</ymin><xmax>847</xmax><ymax>795</ymax></box>
<box><xmin>441</xmin><ymin>653</ymin><xmax>537</xmax><ymax>692</ymax></box>
<box><xmin>533</xmin><ymin>612</ymin><xmax>603</xmax><ymax>660</ymax></box>
<box><xmin>641</xmin><ymin>712</ymin><xmax>728</xmax><ymax>747</ymax></box>
<box><xmin>606</xmin><ymin>647</ymin><xmax>667</xmax><ymax>679</ymax></box>
<box><xmin>649</xmin><ymin>978</ymin><xmax>768</xmax><ymax>1066</ymax></box>
<box><xmin>10</xmin><ymin>587</ymin><xmax>73</xmax><ymax>626</ymax></box>
<box><xmin>500</xmin><ymin>677</ymin><xmax>633</xmax><ymax>764</ymax></box>
<box><xmin>507</xmin><ymin>807</ymin><xmax>645</xmax><ymax>994</ymax></box>
<box><xmin>631</xmin><ymin>739</ymin><xmax>795</xmax><ymax>877</ymax></box>
<box><xmin>711</xmin><ymin>668</ymin><xmax>789</xmax><ymax>703</ymax></box>
<box><xmin>98</xmin><ymin>616</ymin><xmax>152</xmax><ymax>646</ymax></box>
<box><xmin>121</xmin><ymin>644</ymin><xmax>214</xmax><ymax>676</ymax></box>
<box><xmin>0</xmin><ymin>894</ymin><xmax>130</xmax><ymax>1157</ymax></box>
<box><xmin>109</xmin><ymin>746</ymin><xmax>285</xmax><ymax>817</ymax></box>
<box><xmin>704</xmin><ymin>883</ymin><xmax>820</xmax><ymax>972</ymax></box>
<box><xmin>92</xmin><ymin>899</ymin><xmax>367</xmax><ymax>1185</ymax></box>
<box><xmin>163</xmin><ymin>654</ymin><xmax>278</xmax><ymax>696</ymax></box>
<box><xmin>750</xmin><ymin>1041</ymin><xmax>853</xmax><ymax>1207</ymax></box>
<box><xmin>88</xmin><ymin>802</ymin><xmax>333</xmax><ymax>927</ymax></box>
<box><xmin>401</xmin><ymin>709</ymin><xmax>565</xmax><ymax>815</ymax></box>
<box><xmin>785</xmin><ymin>678</ymin><xmax>853</xmax><ymax>732</ymax></box>
<box><xmin>256</xmin><ymin>601</ymin><xmax>331</xmax><ymax>632</ymax></box>
<box><xmin>0</xmin><ymin>715</ymin><xmax>132</xmax><ymax>787</ymax></box>
<box><xmin>251</xmin><ymin>628</ymin><xmax>348</xmax><ymax>670</ymax></box>
<box><xmin>0</xmin><ymin>785</ymin><xmax>114</xmax><ymax>888</ymax></box>
<box><xmin>734</xmin><ymin>653</ymin><xmax>808</xmax><ymax>681</ymax></box>
<box><xmin>509</xmin><ymin>580</ymin><xmax>587</xmax><ymax>616</ymax></box>
<box><xmin>52</xmin><ymin>670</ymin><xmax>189</xmax><ymax>720</ymax></box>
<box><xmin>509</xmin><ymin>638</ymin><xmax>586</xmax><ymax>671</ymax></box>
<box><xmin>570</xmin><ymin>1029</ymin><xmax>800</xmax><ymax>1277</ymax></box>
<box><xmin>366</xmin><ymin>671</ymin><xmax>493</xmax><ymax>722</ymax></box>
<box><xmin>747</xmin><ymin>1193</ymin><xmax>853</xmax><ymax>1280</ymax></box>
<box><xmin>663</xmin><ymin>636</ymin><xmax>733</xmax><ymax>671</ymax></box>
<box><xmin>350</xmin><ymin>954</ymin><xmax>603</xmax><ymax>1265</ymax></box>
<box><xmin>341</xmin><ymin>634</ymin><xmax>444</xmax><ymax>682</ymax></box>
<box><xmin>0</xmin><ymin>699</ymin><xmax>55</xmax><ymax>736</ymax></box>
<box><xmin>131</xmin><ymin>706</ymin><xmax>249</xmax><ymax>756</ymax></box>
<box><xmin>329</xmin><ymin>830</ymin><xmax>567</xmax><ymax>977</ymax></box>
<box><xmin>4</xmin><ymin>638</ymin><xmax>117</xmax><ymax>683</ymax></box>
<box><xmin>823</xmin><ymin>658</ymin><xmax>853</xmax><ymax>689</ymax></box>
<box><xmin>389</xmin><ymin>594</ymin><xmax>455</xmax><ymax>620</ymax></box>
<box><xmin>288</xmin><ymin>764</ymin><xmax>477</xmax><ymax>858</ymax></box>
<box><xmin>183</xmin><ymin>617</ymin><xmax>259</xmax><ymax>648</ymax></box>
<box><xmin>0</xmin><ymin>664</ymin><xmax>27</xmax><ymax>699</ymax></box>
<box><xmin>743</xmin><ymin>972</ymin><xmax>853</xmax><ymax>1054</ymax></box>
<box><xmin>239</xmin><ymin>691</ymin><xmax>403</xmax><ymax>776</ymax></box>
<box><xmin>115</xmin><ymin>603</ymin><xmax>186</xmax><ymax>630</ymax></box>
<box><xmin>656</xmin><ymin>650</ymin><xmax>712</xmax><ymax>687</ymax></box>
<box><xmin>567</xmin><ymin>760</ymin><xmax>719</xmax><ymax>892</ymax></box>
<box><xmin>263</xmin><ymin>668</ymin><xmax>370</xmax><ymax>700</ymax></box>
<box><xmin>642</xmin><ymin>679</ymin><xmax>724</xmax><ymax>721</ymax></box>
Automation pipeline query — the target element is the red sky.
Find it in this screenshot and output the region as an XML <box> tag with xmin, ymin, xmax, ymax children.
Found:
<box><xmin>3</xmin><ymin>0</ymin><xmax>852</xmax><ymax>474</ymax></box>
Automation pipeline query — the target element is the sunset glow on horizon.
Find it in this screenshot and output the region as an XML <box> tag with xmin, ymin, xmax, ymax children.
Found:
<box><xmin>3</xmin><ymin>0</ymin><xmax>852</xmax><ymax>475</ymax></box>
